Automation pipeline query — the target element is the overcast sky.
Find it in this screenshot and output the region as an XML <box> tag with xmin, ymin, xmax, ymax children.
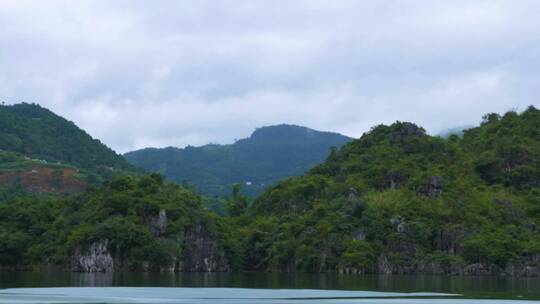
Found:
<box><xmin>1</xmin><ymin>1</ymin><xmax>539</xmax><ymax>153</ymax></box>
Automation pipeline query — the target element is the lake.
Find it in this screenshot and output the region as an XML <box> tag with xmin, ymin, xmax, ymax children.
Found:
<box><xmin>0</xmin><ymin>272</ymin><xmax>539</xmax><ymax>303</ymax></box>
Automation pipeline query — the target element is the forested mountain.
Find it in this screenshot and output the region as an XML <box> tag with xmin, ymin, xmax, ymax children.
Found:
<box><xmin>125</xmin><ymin>125</ymin><xmax>352</xmax><ymax>197</ymax></box>
<box><xmin>238</xmin><ymin>106</ymin><xmax>540</xmax><ymax>275</ymax></box>
<box><xmin>0</xmin><ymin>103</ymin><xmax>138</xmax><ymax>198</ymax></box>
<box><xmin>1</xmin><ymin>106</ymin><xmax>539</xmax><ymax>276</ymax></box>
<box><xmin>0</xmin><ymin>103</ymin><xmax>132</xmax><ymax>170</ymax></box>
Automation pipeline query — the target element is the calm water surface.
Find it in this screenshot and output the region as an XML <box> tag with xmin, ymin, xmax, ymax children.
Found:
<box><xmin>0</xmin><ymin>272</ymin><xmax>539</xmax><ymax>303</ymax></box>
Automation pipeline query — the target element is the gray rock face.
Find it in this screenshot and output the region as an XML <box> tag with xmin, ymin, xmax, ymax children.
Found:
<box><xmin>377</xmin><ymin>254</ymin><xmax>393</xmax><ymax>274</ymax></box>
<box><xmin>179</xmin><ymin>221</ymin><xmax>230</xmax><ymax>272</ymax></box>
<box><xmin>434</xmin><ymin>228</ymin><xmax>467</xmax><ymax>254</ymax></box>
<box><xmin>353</xmin><ymin>229</ymin><xmax>366</xmax><ymax>241</ymax></box>
<box><xmin>389</xmin><ymin>123</ymin><xmax>425</xmax><ymax>145</ymax></box>
<box><xmin>418</xmin><ymin>176</ymin><xmax>443</xmax><ymax>197</ymax></box>
<box><xmin>390</xmin><ymin>216</ymin><xmax>408</xmax><ymax>233</ymax></box>
<box><xmin>148</xmin><ymin>209</ymin><xmax>168</xmax><ymax>237</ymax></box>
<box><xmin>71</xmin><ymin>240</ymin><xmax>114</xmax><ymax>272</ymax></box>
<box><xmin>462</xmin><ymin>263</ymin><xmax>503</xmax><ymax>276</ymax></box>
<box><xmin>318</xmin><ymin>249</ymin><xmax>329</xmax><ymax>272</ymax></box>
<box><xmin>68</xmin><ymin>213</ymin><xmax>232</xmax><ymax>273</ymax></box>
<box><xmin>348</xmin><ymin>187</ymin><xmax>360</xmax><ymax>201</ymax></box>
<box><xmin>386</xmin><ymin>172</ymin><xmax>406</xmax><ymax>189</ymax></box>
<box><xmin>505</xmin><ymin>255</ymin><xmax>540</xmax><ymax>277</ymax></box>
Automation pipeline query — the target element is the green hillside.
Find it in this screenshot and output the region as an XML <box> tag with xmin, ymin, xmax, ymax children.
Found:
<box><xmin>0</xmin><ymin>103</ymin><xmax>133</xmax><ymax>171</ymax></box>
<box><xmin>240</xmin><ymin>106</ymin><xmax>540</xmax><ymax>274</ymax></box>
<box><xmin>0</xmin><ymin>103</ymin><xmax>140</xmax><ymax>198</ymax></box>
<box><xmin>1</xmin><ymin>106</ymin><xmax>539</xmax><ymax>276</ymax></box>
<box><xmin>0</xmin><ymin>174</ymin><xmax>238</xmax><ymax>271</ymax></box>
<box><xmin>125</xmin><ymin>124</ymin><xmax>352</xmax><ymax>197</ymax></box>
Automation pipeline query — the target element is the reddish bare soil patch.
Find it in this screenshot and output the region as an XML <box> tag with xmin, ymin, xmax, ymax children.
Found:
<box><xmin>0</xmin><ymin>166</ymin><xmax>87</xmax><ymax>194</ymax></box>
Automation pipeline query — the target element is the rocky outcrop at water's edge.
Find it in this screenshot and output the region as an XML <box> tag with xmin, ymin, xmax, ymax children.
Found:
<box><xmin>69</xmin><ymin>221</ymin><xmax>231</xmax><ymax>273</ymax></box>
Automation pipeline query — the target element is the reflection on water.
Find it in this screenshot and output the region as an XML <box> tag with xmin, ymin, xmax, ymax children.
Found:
<box><xmin>0</xmin><ymin>272</ymin><xmax>540</xmax><ymax>301</ymax></box>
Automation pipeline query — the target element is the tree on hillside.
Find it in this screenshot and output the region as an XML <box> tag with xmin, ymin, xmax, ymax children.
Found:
<box><xmin>226</xmin><ymin>183</ymin><xmax>249</xmax><ymax>216</ymax></box>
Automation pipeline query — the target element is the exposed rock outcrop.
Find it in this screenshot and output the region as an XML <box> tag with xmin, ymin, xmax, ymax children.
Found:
<box><xmin>390</xmin><ymin>216</ymin><xmax>408</xmax><ymax>233</ymax></box>
<box><xmin>348</xmin><ymin>187</ymin><xmax>360</xmax><ymax>201</ymax></box>
<box><xmin>353</xmin><ymin>229</ymin><xmax>366</xmax><ymax>241</ymax></box>
<box><xmin>178</xmin><ymin>221</ymin><xmax>230</xmax><ymax>272</ymax></box>
<box><xmin>71</xmin><ymin>240</ymin><xmax>114</xmax><ymax>272</ymax></box>
<box><xmin>69</xmin><ymin>217</ymin><xmax>232</xmax><ymax>273</ymax></box>
<box><xmin>462</xmin><ymin>263</ymin><xmax>503</xmax><ymax>276</ymax></box>
<box><xmin>505</xmin><ymin>255</ymin><xmax>540</xmax><ymax>277</ymax></box>
<box><xmin>377</xmin><ymin>254</ymin><xmax>393</xmax><ymax>274</ymax></box>
<box><xmin>417</xmin><ymin>176</ymin><xmax>443</xmax><ymax>197</ymax></box>
<box><xmin>148</xmin><ymin>209</ymin><xmax>168</xmax><ymax>237</ymax></box>
<box><xmin>389</xmin><ymin>123</ymin><xmax>425</xmax><ymax>145</ymax></box>
<box><xmin>433</xmin><ymin>228</ymin><xmax>467</xmax><ymax>254</ymax></box>
<box><xmin>386</xmin><ymin>172</ymin><xmax>406</xmax><ymax>189</ymax></box>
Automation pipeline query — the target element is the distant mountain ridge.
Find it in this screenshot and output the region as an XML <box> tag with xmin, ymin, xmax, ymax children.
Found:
<box><xmin>125</xmin><ymin>124</ymin><xmax>352</xmax><ymax>197</ymax></box>
<box><xmin>436</xmin><ymin>125</ymin><xmax>474</xmax><ymax>138</ymax></box>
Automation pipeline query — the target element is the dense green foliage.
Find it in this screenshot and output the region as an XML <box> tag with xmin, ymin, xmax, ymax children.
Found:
<box><xmin>225</xmin><ymin>184</ymin><xmax>250</xmax><ymax>217</ymax></box>
<box><xmin>125</xmin><ymin>125</ymin><xmax>351</xmax><ymax>197</ymax></box>
<box><xmin>239</xmin><ymin>106</ymin><xmax>540</xmax><ymax>272</ymax></box>
<box><xmin>0</xmin><ymin>174</ymin><xmax>237</xmax><ymax>270</ymax></box>
<box><xmin>0</xmin><ymin>103</ymin><xmax>134</xmax><ymax>171</ymax></box>
<box><xmin>461</xmin><ymin>110</ymin><xmax>540</xmax><ymax>189</ymax></box>
<box><xmin>1</xmin><ymin>106</ymin><xmax>538</xmax><ymax>275</ymax></box>
<box><xmin>0</xmin><ymin>103</ymin><xmax>141</xmax><ymax>198</ymax></box>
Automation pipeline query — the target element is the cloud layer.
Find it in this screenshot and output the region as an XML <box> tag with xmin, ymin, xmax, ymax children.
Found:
<box><xmin>1</xmin><ymin>0</ymin><xmax>539</xmax><ymax>152</ymax></box>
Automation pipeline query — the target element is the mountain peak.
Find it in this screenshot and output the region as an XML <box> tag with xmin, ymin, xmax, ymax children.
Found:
<box><xmin>243</xmin><ymin>124</ymin><xmax>351</xmax><ymax>144</ymax></box>
<box><xmin>125</xmin><ymin>124</ymin><xmax>352</xmax><ymax>197</ymax></box>
<box><xmin>250</xmin><ymin>124</ymin><xmax>312</xmax><ymax>140</ymax></box>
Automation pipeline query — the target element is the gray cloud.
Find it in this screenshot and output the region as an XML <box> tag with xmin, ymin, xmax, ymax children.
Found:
<box><xmin>1</xmin><ymin>0</ymin><xmax>539</xmax><ymax>152</ymax></box>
